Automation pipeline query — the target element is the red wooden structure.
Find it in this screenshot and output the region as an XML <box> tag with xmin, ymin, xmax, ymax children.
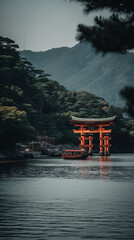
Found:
<box><xmin>70</xmin><ymin>116</ymin><xmax>116</xmax><ymax>156</ymax></box>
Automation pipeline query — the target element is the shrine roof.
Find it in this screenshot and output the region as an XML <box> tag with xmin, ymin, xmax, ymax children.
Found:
<box><xmin>71</xmin><ymin>116</ymin><xmax>116</xmax><ymax>124</ymax></box>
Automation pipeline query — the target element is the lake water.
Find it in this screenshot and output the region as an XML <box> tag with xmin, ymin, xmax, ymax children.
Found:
<box><xmin>0</xmin><ymin>154</ymin><xmax>134</xmax><ymax>240</ymax></box>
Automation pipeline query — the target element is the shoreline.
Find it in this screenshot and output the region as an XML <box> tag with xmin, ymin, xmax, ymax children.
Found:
<box><xmin>0</xmin><ymin>152</ymin><xmax>134</xmax><ymax>164</ymax></box>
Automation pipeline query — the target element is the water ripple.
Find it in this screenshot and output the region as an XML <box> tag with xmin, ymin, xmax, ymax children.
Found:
<box><xmin>0</xmin><ymin>154</ymin><xmax>134</xmax><ymax>239</ymax></box>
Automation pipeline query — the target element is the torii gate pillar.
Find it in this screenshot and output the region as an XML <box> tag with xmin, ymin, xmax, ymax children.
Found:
<box><xmin>99</xmin><ymin>126</ymin><xmax>103</xmax><ymax>156</ymax></box>
<box><xmin>104</xmin><ymin>135</ymin><xmax>111</xmax><ymax>156</ymax></box>
<box><xmin>89</xmin><ymin>135</ymin><xmax>93</xmax><ymax>155</ymax></box>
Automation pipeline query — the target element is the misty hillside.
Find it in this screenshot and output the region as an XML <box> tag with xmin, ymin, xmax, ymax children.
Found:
<box><xmin>21</xmin><ymin>43</ymin><xmax>134</xmax><ymax>107</ymax></box>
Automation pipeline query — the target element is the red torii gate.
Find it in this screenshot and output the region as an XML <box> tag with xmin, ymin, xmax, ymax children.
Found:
<box><xmin>70</xmin><ymin>116</ymin><xmax>116</xmax><ymax>156</ymax></box>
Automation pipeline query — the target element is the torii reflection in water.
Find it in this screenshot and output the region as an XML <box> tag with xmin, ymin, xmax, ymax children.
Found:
<box><xmin>80</xmin><ymin>156</ymin><xmax>111</xmax><ymax>179</ymax></box>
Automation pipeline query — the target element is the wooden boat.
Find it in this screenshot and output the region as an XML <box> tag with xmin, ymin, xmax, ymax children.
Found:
<box><xmin>62</xmin><ymin>149</ymin><xmax>88</xmax><ymax>159</ymax></box>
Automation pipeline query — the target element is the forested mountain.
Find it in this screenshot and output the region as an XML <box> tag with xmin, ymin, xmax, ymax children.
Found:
<box><xmin>0</xmin><ymin>36</ymin><xmax>134</xmax><ymax>153</ymax></box>
<box><xmin>21</xmin><ymin>43</ymin><xmax>134</xmax><ymax>107</ymax></box>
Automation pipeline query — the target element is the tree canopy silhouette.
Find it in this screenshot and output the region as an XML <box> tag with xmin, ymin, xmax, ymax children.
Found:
<box><xmin>70</xmin><ymin>0</ymin><xmax>134</xmax><ymax>53</ymax></box>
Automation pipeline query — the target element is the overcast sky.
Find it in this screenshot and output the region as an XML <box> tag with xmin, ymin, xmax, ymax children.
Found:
<box><xmin>0</xmin><ymin>0</ymin><xmax>106</xmax><ymax>51</ymax></box>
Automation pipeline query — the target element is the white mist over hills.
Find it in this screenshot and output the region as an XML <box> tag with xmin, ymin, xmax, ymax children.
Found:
<box><xmin>21</xmin><ymin>43</ymin><xmax>134</xmax><ymax>107</ymax></box>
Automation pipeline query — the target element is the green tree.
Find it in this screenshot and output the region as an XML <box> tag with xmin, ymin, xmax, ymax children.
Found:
<box><xmin>0</xmin><ymin>106</ymin><xmax>35</xmax><ymax>149</ymax></box>
<box><xmin>70</xmin><ymin>0</ymin><xmax>134</xmax><ymax>53</ymax></box>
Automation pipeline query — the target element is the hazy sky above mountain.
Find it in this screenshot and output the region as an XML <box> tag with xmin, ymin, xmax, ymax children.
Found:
<box><xmin>0</xmin><ymin>0</ymin><xmax>107</xmax><ymax>51</ymax></box>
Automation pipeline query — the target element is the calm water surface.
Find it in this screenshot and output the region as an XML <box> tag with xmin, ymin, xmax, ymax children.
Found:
<box><xmin>0</xmin><ymin>154</ymin><xmax>134</xmax><ymax>239</ymax></box>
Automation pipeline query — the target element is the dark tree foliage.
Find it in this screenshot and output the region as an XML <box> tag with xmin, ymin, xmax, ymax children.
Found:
<box><xmin>77</xmin><ymin>14</ymin><xmax>134</xmax><ymax>53</ymax></box>
<box><xmin>70</xmin><ymin>0</ymin><xmax>134</xmax><ymax>13</ymax></box>
<box><xmin>70</xmin><ymin>0</ymin><xmax>134</xmax><ymax>53</ymax></box>
<box><xmin>120</xmin><ymin>87</ymin><xmax>134</xmax><ymax>118</ymax></box>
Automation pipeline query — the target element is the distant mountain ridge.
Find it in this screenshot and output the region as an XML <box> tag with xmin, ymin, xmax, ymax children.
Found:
<box><xmin>21</xmin><ymin>43</ymin><xmax>134</xmax><ymax>107</ymax></box>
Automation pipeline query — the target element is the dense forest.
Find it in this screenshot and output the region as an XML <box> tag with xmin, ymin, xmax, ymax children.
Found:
<box><xmin>0</xmin><ymin>36</ymin><xmax>134</xmax><ymax>153</ymax></box>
